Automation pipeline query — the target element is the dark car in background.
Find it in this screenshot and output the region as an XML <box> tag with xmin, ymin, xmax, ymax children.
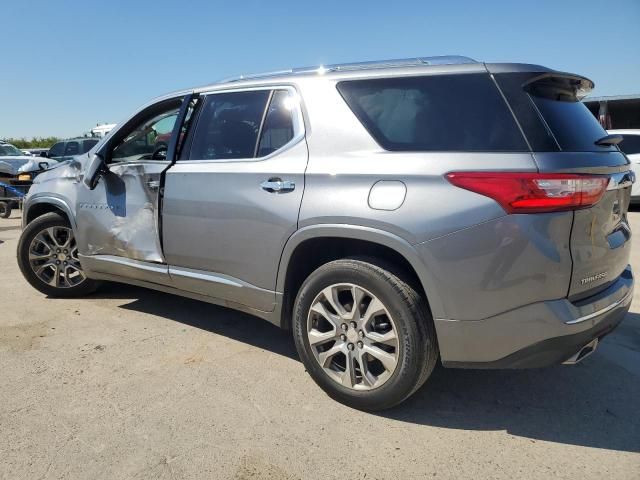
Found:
<box><xmin>46</xmin><ymin>138</ymin><xmax>99</xmax><ymax>161</ymax></box>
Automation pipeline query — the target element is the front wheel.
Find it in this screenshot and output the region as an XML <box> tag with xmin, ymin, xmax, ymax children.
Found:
<box><xmin>293</xmin><ymin>259</ymin><xmax>438</xmax><ymax>411</ymax></box>
<box><xmin>17</xmin><ymin>212</ymin><xmax>98</xmax><ymax>297</ymax></box>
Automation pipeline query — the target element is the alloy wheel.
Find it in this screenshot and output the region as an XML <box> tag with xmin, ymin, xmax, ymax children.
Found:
<box><xmin>306</xmin><ymin>283</ymin><xmax>399</xmax><ymax>390</ymax></box>
<box><xmin>28</xmin><ymin>226</ymin><xmax>86</xmax><ymax>288</ymax></box>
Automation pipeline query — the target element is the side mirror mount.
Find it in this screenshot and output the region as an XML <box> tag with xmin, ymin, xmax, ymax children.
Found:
<box><xmin>83</xmin><ymin>153</ymin><xmax>105</xmax><ymax>190</ymax></box>
<box><xmin>38</xmin><ymin>162</ymin><xmax>49</xmax><ymax>171</ymax></box>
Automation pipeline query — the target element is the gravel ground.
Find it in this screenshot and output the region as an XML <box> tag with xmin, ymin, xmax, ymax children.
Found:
<box><xmin>1</xmin><ymin>210</ymin><xmax>639</xmax><ymax>479</ymax></box>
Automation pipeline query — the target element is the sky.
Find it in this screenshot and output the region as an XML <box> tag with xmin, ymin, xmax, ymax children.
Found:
<box><xmin>1</xmin><ymin>0</ymin><xmax>639</xmax><ymax>138</ymax></box>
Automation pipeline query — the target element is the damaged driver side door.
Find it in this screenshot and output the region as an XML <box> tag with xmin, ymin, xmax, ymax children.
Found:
<box><xmin>75</xmin><ymin>96</ymin><xmax>186</xmax><ymax>284</ymax></box>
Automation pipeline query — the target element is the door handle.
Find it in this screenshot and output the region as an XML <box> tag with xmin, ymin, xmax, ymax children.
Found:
<box><xmin>260</xmin><ymin>178</ymin><xmax>295</xmax><ymax>193</ymax></box>
<box><xmin>146</xmin><ymin>180</ymin><xmax>161</xmax><ymax>190</ymax></box>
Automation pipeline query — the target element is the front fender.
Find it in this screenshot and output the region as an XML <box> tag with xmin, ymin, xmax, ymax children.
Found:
<box><xmin>276</xmin><ymin>223</ymin><xmax>445</xmax><ymax>319</ymax></box>
<box><xmin>23</xmin><ymin>194</ymin><xmax>77</xmax><ymax>234</ymax></box>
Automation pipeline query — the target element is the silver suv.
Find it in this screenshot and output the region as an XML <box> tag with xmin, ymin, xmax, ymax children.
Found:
<box><xmin>17</xmin><ymin>56</ymin><xmax>634</xmax><ymax>410</ymax></box>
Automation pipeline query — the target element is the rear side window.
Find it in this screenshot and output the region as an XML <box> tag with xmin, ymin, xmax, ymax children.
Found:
<box><xmin>620</xmin><ymin>135</ymin><xmax>640</xmax><ymax>155</ymax></box>
<box><xmin>257</xmin><ymin>90</ymin><xmax>295</xmax><ymax>157</ymax></box>
<box><xmin>337</xmin><ymin>74</ymin><xmax>527</xmax><ymax>152</ymax></box>
<box><xmin>189</xmin><ymin>90</ymin><xmax>270</xmax><ymax>160</ymax></box>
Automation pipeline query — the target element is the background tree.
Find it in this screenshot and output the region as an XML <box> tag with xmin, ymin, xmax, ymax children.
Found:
<box><xmin>2</xmin><ymin>137</ymin><xmax>61</xmax><ymax>149</ymax></box>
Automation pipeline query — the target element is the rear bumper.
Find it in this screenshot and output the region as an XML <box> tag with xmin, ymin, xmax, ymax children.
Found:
<box><xmin>438</xmin><ymin>266</ymin><xmax>633</xmax><ymax>368</ymax></box>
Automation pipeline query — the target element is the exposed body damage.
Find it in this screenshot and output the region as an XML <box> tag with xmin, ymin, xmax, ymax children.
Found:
<box><xmin>25</xmin><ymin>144</ymin><xmax>164</xmax><ymax>263</ymax></box>
<box><xmin>75</xmin><ymin>162</ymin><xmax>165</xmax><ymax>262</ymax></box>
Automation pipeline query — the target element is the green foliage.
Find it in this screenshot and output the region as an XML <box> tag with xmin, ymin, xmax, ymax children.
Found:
<box><xmin>2</xmin><ymin>137</ymin><xmax>61</xmax><ymax>149</ymax></box>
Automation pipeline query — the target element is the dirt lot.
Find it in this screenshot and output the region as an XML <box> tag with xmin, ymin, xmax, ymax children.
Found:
<box><xmin>1</xmin><ymin>210</ymin><xmax>639</xmax><ymax>480</ymax></box>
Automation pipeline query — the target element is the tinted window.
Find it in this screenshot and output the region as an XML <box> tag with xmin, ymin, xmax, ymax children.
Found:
<box><xmin>529</xmin><ymin>96</ymin><xmax>613</xmax><ymax>152</ymax></box>
<box><xmin>257</xmin><ymin>90</ymin><xmax>295</xmax><ymax>157</ymax></box>
<box><xmin>189</xmin><ymin>91</ymin><xmax>270</xmax><ymax>160</ymax></box>
<box><xmin>64</xmin><ymin>141</ymin><xmax>80</xmax><ymax>156</ymax></box>
<box><xmin>82</xmin><ymin>139</ymin><xmax>98</xmax><ymax>153</ymax></box>
<box><xmin>337</xmin><ymin>74</ymin><xmax>527</xmax><ymax>152</ymax></box>
<box><xmin>496</xmin><ymin>73</ymin><xmax>612</xmax><ymax>152</ymax></box>
<box><xmin>619</xmin><ymin>135</ymin><xmax>640</xmax><ymax>155</ymax></box>
<box><xmin>48</xmin><ymin>142</ymin><xmax>65</xmax><ymax>158</ymax></box>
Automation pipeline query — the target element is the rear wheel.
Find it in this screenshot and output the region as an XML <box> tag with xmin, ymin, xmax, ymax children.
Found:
<box><xmin>0</xmin><ymin>201</ymin><xmax>11</xmax><ymax>219</ymax></box>
<box><xmin>17</xmin><ymin>212</ymin><xmax>97</xmax><ymax>297</ymax></box>
<box><xmin>293</xmin><ymin>259</ymin><xmax>438</xmax><ymax>411</ymax></box>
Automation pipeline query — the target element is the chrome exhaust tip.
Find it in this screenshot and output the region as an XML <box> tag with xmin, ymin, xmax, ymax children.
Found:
<box><xmin>562</xmin><ymin>338</ymin><xmax>599</xmax><ymax>365</ymax></box>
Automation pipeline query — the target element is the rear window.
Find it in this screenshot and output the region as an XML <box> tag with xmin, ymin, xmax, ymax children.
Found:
<box><xmin>495</xmin><ymin>73</ymin><xmax>613</xmax><ymax>152</ymax></box>
<box><xmin>336</xmin><ymin>74</ymin><xmax>527</xmax><ymax>152</ymax></box>
<box><xmin>619</xmin><ymin>135</ymin><xmax>640</xmax><ymax>155</ymax></box>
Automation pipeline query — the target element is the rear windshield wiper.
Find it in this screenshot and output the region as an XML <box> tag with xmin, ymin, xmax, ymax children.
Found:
<box><xmin>595</xmin><ymin>134</ymin><xmax>623</xmax><ymax>147</ymax></box>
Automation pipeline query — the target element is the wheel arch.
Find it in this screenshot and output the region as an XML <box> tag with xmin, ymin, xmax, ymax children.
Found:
<box><xmin>277</xmin><ymin>224</ymin><xmax>444</xmax><ymax>329</ymax></box>
<box><xmin>24</xmin><ymin>197</ymin><xmax>76</xmax><ymax>232</ymax></box>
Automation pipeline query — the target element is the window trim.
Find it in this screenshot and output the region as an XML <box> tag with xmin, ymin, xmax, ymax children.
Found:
<box><xmin>180</xmin><ymin>85</ymin><xmax>306</xmax><ymax>163</ymax></box>
<box><xmin>254</xmin><ymin>90</ymin><xmax>275</xmax><ymax>158</ymax></box>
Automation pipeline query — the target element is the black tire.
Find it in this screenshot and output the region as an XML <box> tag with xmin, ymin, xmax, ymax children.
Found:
<box><xmin>0</xmin><ymin>201</ymin><xmax>11</xmax><ymax>219</ymax></box>
<box><xmin>293</xmin><ymin>259</ymin><xmax>439</xmax><ymax>411</ymax></box>
<box><xmin>17</xmin><ymin>212</ymin><xmax>98</xmax><ymax>297</ymax></box>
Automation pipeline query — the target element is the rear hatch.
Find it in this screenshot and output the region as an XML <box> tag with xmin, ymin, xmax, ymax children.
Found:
<box><xmin>493</xmin><ymin>68</ymin><xmax>632</xmax><ymax>299</ymax></box>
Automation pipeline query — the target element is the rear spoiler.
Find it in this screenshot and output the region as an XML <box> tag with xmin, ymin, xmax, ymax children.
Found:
<box><xmin>522</xmin><ymin>73</ymin><xmax>594</xmax><ymax>100</ymax></box>
<box><xmin>485</xmin><ymin>63</ymin><xmax>594</xmax><ymax>100</ymax></box>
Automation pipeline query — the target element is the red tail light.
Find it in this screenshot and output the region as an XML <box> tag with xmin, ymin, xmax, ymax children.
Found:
<box><xmin>446</xmin><ymin>172</ymin><xmax>609</xmax><ymax>214</ymax></box>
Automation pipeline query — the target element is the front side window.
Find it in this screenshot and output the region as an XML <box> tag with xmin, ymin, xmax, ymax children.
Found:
<box><xmin>48</xmin><ymin>142</ymin><xmax>65</xmax><ymax>158</ymax></box>
<box><xmin>111</xmin><ymin>105</ymin><xmax>180</xmax><ymax>162</ymax></box>
<box><xmin>64</xmin><ymin>141</ymin><xmax>80</xmax><ymax>156</ymax></box>
<box><xmin>337</xmin><ymin>74</ymin><xmax>527</xmax><ymax>152</ymax></box>
<box><xmin>189</xmin><ymin>90</ymin><xmax>270</xmax><ymax>160</ymax></box>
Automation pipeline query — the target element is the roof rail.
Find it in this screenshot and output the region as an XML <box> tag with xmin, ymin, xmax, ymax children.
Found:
<box><xmin>218</xmin><ymin>55</ymin><xmax>477</xmax><ymax>84</ymax></box>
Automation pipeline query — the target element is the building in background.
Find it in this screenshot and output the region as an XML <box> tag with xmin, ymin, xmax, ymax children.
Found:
<box><xmin>583</xmin><ymin>94</ymin><xmax>640</xmax><ymax>129</ymax></box>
